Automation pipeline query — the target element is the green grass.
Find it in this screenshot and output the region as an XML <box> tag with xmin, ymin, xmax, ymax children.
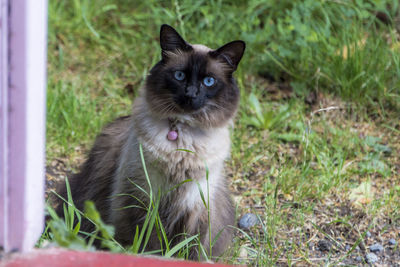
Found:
<box><xmin>45</xmin><ymin>0</ymin><xmax>400</xmax><ymax>265</ymax></box>
<box><xmin>47</xmin><ymin>0</ymin><xmax>400</xmax><ymax>157</ymax></box>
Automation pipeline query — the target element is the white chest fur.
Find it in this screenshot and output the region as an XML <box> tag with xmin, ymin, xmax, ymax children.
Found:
<box><xmin>113</xmin><ymin>105</ymin><xmax>231</xmax><ymax>213</ymax></box>
<box><xmin>139</xmin><ymin>116</ymin><xmax>230</xmax><ymax>210</ymax></box>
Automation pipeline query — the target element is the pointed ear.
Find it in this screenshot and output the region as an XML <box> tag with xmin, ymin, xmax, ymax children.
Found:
<box><xmin>160</xmin><ymin>24</ymin><xmax>191</xmax><ymax>52</ymax></box>
<box><xmin>210</xmin><ymin>40</ymin><xmax>245</xmax><ymax>71</ymax></box>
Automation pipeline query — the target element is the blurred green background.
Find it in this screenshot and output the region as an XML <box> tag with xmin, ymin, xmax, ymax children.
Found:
<box><xmin>47</xmin><ymin>0</ymin><xmax>399</xmax><ymax>157</ymax></box>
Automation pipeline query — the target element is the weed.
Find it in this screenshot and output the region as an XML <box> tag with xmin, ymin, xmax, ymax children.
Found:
<box><xmin>243</xmin><ymin>93</ymin><xmax>291</xmax><ymax>131</ymax></box>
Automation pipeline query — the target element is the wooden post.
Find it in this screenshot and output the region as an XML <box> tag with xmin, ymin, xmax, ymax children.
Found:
<box><xmin>0</xmin><ymin>0</ymin><xmax>47</xmax><ymax>252</ymax></box>
<box><xmin>0</xmin><ymin>0</ymin><xmax>9</xmax><ymax>251</ymax></box>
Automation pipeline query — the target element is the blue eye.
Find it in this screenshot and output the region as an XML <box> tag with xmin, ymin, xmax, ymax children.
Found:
<box><xmin>174</xmin><ymin>71</ymin><xmax>185</xmax><ymax>81</ymax></box>
<box><xmin>203</xmin><ymin>77</ymin><xmax>215</xmax><ymax>87</ymax></box>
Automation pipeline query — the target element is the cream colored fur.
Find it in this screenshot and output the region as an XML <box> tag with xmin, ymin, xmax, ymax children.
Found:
<box><xmin>110</xmin><ymin>95</ymin><xmax>232</xmax><ymax>243</ymax></box>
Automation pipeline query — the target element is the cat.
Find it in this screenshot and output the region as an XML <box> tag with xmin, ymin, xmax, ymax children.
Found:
<box><xmin>55</xmin><ymin>24</ymin><xmax>245</xmax><ymax>259</ymax></box>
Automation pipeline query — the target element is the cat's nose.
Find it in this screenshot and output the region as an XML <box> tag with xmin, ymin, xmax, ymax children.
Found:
<box><xmin>184</xmin><ymin>86</ymin><xmax>199</xmax><ymax>98</ymax></box>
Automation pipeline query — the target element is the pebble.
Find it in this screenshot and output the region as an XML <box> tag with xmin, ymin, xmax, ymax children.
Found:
<box><xmin>366</xmin><ymin>231</ymin><xmax>372</xmax><ymax>238</ymax></box>
<box><xmin>365</xmin><ymin>253</ymin><xmax>379</xmax><ymax>264</ymax></box>
<box><xmin>355</xmin><ymin>256</ymin><xmax>363</xmax><ymax>262</ymax></box>
<box><xmin>345</xmin><ymin>244</ymin><xmax>351</xmax><ymax>251</ymax></box>
<box><xmin>238</xmin><ymin>213</ymin><xmax>259</xmax><ymax>230</ymax></box>
<box><xmin>317</xmin><ymin>240</ymin><xmax>332</xmax><ymax>252</ymax></box>
<box><xmin>369</xmin><ymin>243</ymin><xmax>384</xmax><ymax>253</ymax></box>
<box><xmin>239</xmin><ymin>247</ymin><xmax>248</xmax><ymax>258</ymax></box>
<box><xmin>388</xmin><ymin>238</ymin><xmax>397</xmax><ymax>246</ymax></box>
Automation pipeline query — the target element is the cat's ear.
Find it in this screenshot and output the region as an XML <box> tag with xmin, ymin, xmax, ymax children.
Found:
<box><xmin>210</xmin><ymin>41</ymin><xmax>245</xmax><ymax>71</ymax></box>
<box><xmin>160</xmin><ymin>24</ymin><xmax>191</xmax><ymax>53</ymax></box>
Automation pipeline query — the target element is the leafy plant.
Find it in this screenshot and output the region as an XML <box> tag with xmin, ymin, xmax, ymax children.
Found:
<box><xmin>243</xmin><ymin>93</ymin><xmax>291</xmax><ymax>130</ymax></box>
<box><xmin>44</xmin><ymin>178</ymin><xmax>124</xmax><ymax>251</ymax></box>
<box><xmin>357</xmin><ymin>136</ymin><xmax>391</xmax><ymax>176</ymax></box>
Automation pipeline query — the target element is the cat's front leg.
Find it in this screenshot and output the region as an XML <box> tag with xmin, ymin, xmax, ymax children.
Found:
<box><xmin>183</xmin><ymin>190</ymin><xmax>234</xmax><ymax>260</ymax></box>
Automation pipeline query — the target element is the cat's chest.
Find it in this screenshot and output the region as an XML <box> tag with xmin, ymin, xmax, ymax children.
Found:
<box><xmin>144</xmin><ymin>119</ymin><xmax>230</xmax><ymax>162</ymax></box>
<box><xmin>140</xmin><ymin>119</ymin><xmax>230</xmax><ymax>182</ymax></box>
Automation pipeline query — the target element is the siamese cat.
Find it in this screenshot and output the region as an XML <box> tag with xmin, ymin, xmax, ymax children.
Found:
<box><xmin>56</xmin><ymin>24</ymin><xmax>245</xmax><ymax>259</ymax></box>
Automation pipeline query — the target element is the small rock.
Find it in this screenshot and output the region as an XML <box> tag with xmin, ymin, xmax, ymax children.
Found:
<box><xmin>345</xmin><ymin>244</ymin><xmax>351</xmax><ymax>251</ymax></box>
<box><xmin>366</xmin><ymin>231</ymin><xmax>372</xmax><ymax>238</ymax></box>
<box><xmin>239</xmin><ymin>247</ymin><xmax>248</xmax><ymax>258</ymax></box>
<box><xmin>369</xmin><ymin>243</ymin><xmax>384</xmax><ymax>253</ymax></box>
<box><xmin>355</xmin><ymin>256</ymin><xmax>363</xmax><ymax>262</ymax></box>
<box><xmin>388</xmin><ymin>238</ymin><xmax>397</xmax><ymax>246</ymax></box>
<box><xmin>317</xmin><ymin>239</ymin><xmax>332</xmax><ymax>252</ymax></box>
<box><xmin>365</xmin><ymin>253</ymin><xmax>379</xmax><ymax>264</ymax></box>
<box><xmin>238</xmin><ymin>213</ymin><xmax>259</xmax><ymax>230</ymax></box>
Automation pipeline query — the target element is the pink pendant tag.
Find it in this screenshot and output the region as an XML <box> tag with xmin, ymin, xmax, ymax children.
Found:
<box><xmin>167</xmin><ymin>130</ymin><xmax>178</xmax><ymax>141</ymax></box>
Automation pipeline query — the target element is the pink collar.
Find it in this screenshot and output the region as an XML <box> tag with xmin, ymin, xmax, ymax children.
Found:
<box><xmin>167</xmin><ymin>118</ymin><xmax>178</xmax><ymax>141</ymax></box>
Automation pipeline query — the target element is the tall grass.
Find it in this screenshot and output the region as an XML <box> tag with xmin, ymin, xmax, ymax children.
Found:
<box><xmin>43</xmin><ymin>144</ymin><xmax>217</xmax><ymax>260</ymax></box>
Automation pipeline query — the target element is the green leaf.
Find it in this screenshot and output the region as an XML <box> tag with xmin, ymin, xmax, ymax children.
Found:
<box><xmin>84</xmin><ymin>201</ymin><xmax>115</xmax><ymax>240</ymax></box>
<box><xmin>196</xmin><ymin>181</ymin><xmax>207</xmax><ymax>208</ymax></box>
<box><xmin>248</xmin><ymin>93</ymin><xmax>263</xmax><ymax>121</ymax></box>
<box><xmin>84</xmin><ymin>201</ymin><xmax>100</xmax><ymax>222</ymax></box>
<box><xmin>164</xmin><ymin>235</ymin><xmax>198</xmax><ymax>258</ymax></box>
<box><xmin>247</xmin><ymin>116</ymin><xmax>262</xmax><ymax>128</ymax></box>
<box><xmin>73</xmin><ymin>222</ymin><xmax>81</xmax><ymax>235</ymax></box>
<box><xmin>176</xmin><ymin>148</ymin><xmax>195</xmax><ymax>153</ymax></box>
<box><xmin>48</xmin><ymin>219</ymin><xmax>87</xmax><ymax>250</ymax></box>
<box><xmin>46</xmin><ymin>204</ymin><xmax>60</xmax><ymax>220</ymax></box>
<box><xmin>349</xmin><ymin>180</ymin><xmax>373</xmax><ymax>206</ymax></box>
<box><xmin>141</xmin><ymin>198</ymin><xmax>160</xmax><ymax>252</ymax></box>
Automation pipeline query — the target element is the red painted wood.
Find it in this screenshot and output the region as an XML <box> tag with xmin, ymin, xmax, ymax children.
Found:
<box><xmin>2</xmin><ymin>249</ymin><xmax>235</xmax><ymax>267</ymax></box>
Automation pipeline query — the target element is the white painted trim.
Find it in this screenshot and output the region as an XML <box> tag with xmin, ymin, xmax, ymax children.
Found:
<box><xmin>0</xmin><ymin>0</ymin><xmax>47</xmax><ymax>252</ymax></box>
<box><xmin>0</xmin><ymin>0</ymin><xmax>9</xmax><ymax>250</ymax></box>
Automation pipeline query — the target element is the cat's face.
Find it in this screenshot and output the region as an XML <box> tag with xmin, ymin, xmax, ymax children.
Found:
<box><xmin>145</xmin><ymin>24</ymin><xmax>245</xmax><ymax>127</ymax></box>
